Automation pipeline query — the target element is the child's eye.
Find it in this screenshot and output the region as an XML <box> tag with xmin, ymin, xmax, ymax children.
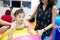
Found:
<box><xmin>19</xmin><ymin>17</ymin><xmax>21</xmax><ymax>18</ymax></box>
<box><xmin>23</xmin><ymin>17</ymin><xmax>24</xmax><ymax>18</ymax></box>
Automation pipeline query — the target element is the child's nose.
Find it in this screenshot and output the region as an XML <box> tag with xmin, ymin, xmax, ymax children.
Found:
<box><xmin>20</xmin><ymin>17</ymin><xmax>24</xmax><ymax>20</ymax></box>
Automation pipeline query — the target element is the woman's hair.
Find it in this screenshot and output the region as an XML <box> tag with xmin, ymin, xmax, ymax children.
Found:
<box><xmin>39</xmin><ymin>0</ymin><xmax>56</xmax><ymax>8</ymax></box>
<box><xmin>5</xmin><ymin>10</ymin><xmax>11</xmax><ymax>15</ymax></box>
<box><xmin>58</xmin><ymin>8</ymin><xmax>60</xmax><ymax>10</ymax></box>
<box><xmin>58</xmin><ymin>8</ymin><xmax>60</xmax><ymax>15</ymax></box>
<box><xmin>14</xmin><ymin>9</ymin><xmax>24</xmax><ymax>17</ymax></box>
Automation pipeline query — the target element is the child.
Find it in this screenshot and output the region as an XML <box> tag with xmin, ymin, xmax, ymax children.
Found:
<box><xmin>8</xmin><ymin>9</ymin><xmax>32</xmax><ymax>40</ymax></box>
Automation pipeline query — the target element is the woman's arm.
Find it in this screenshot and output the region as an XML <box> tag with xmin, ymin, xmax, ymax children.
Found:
<box><xmin>43</xmin><ymin>6</ymin><xmax>57</xmax><ymax>31</ymax></box>
<box><xmin>28</xmin><ymin>6</ymin><xmax>38</xmax><ymax>20</ymax></box>
<box><xmin>0</xmin><ymin>19</ymin><xmax>11</xmax><ymax>26</ymax></box>
<box><xmin>37</xmin><ymin>6</ymin><xmax>57</xmax><ymax>36</ymax></box>
<box><xmin>24</xmin><ymin>21</ymin><xmax>32</xmax><ymax>34</ymax></box>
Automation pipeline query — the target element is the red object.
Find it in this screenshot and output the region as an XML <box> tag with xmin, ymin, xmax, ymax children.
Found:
<box><xmin>1</xmin><ymin>14</ymin><xmax>12</xmax><ymax>23</ymax></box>
<box><xmin>54</xmin><ymin>25</ymin><xmax>60</xmax><ymax>28</ymax></box>
<box><xmin>0</xmin><ymin>32</ymin><xmax>4</xmax><ymax>35</ymax></box>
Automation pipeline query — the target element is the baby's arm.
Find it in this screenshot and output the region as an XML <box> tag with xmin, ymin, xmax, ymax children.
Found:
<box><xmin>8</xmin><ymin>22</ymin><xmax>16</xmax><ymax>40</ymax></box>
<box><xmin>8</xmin><ymin>29</ymin><xmax>13</xmax><ymax>40</ymax></box>
<box><xmin>8</xmin><ymin>21</ymin><xmax>16</xmax><ymax>35</ymax></box>
<box><xmin>27</xmin><ymin>26</ymin><xmax>32</xmax><ymax>34</ymax></box>
<box><xmin>8</xmin><ymin>29</ymin><xmax>13</xmax><ymax>37</ymax></box>
<box><xmin>24</xmin><ymin>21</ymin><xmax>32</xmax><ymax>34</ymax></box>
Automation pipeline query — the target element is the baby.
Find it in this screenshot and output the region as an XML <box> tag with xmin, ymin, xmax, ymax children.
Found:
<box><xmin>8</xmin><ymin>9</ymin><xmax>32</xmax><ymax>40</ymax></box>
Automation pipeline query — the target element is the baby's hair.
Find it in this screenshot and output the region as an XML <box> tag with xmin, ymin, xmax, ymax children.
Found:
<box><xmin>14</xmin><ymin>9</ymin><xmax>24</xmax><ymax>17</ymax></box>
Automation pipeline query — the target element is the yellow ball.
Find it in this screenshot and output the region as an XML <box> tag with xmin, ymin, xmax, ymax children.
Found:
<box><xmin>0</xmin><ymin>28</ymin><xmax>37</xmax><ymax>40</ymax></box>
<box><xmin>0</xmin><ymin>35</ymin><xmax>2</xmax><ymax>38</ymax></box>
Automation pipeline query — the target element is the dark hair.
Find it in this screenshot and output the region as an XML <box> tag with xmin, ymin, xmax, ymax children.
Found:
<box><xmin>29</xmin><ymin>17</ymin><xmax>35</xmax><ymax>22</ymax></box>
<box><xmin>39</xmin><ymin>0</ymin><xmax>56</xmax><ymax>9</ymax></box>
<box><xmin>5</xmin><ymin>10</ymin><xmax>11</xmax><ymax>15</ymax></box>
<box><xmin>58</xmin><ymin>8</ymin><xmax>60</xmax><ymax>10</ymax></box>
<box><xmin>10</xmin><ymin>7</ymin><xmax>13</xmax><ymax>9</ymax></box>
<box><xmin>58</xmin><ymin>8</ymin><xmax>60</xmax><ymax>15</ymax></box>
<box><xmin>14</xmin><ymin>9</ymin><xmax>24</xmax><ymax>17</ymax></box>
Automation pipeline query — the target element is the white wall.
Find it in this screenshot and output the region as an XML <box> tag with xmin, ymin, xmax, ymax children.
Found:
<box><xmin>0</xmin><ymin>0</ymin><xmax>39</xmax><ymax>20</ymax></box>
<box><xmin>0</xmin><ymin>7</ymin><xmax>9</xmax><ymax>18</ymax></box>
<box><xmin>12</xmin><ymin>0</ymin><xmax>31</xmax><ymax>1</ymax></box>
<box><xmin>31</xmin><ymin>0</ymin><xmax>39</xmax><ymax>10</ymax></box>
<box><xmin>0</xmin><ymin>0</ymin><xmax>58</xmax><ymax>20</ymax></box>
<box><xmin>0</xmin><ymin>7</ymin><xmax>33</xmax><ymax>20</ymax></box>
<box><xmin>56</xmin><ymin>0</ymin><xmax>60</xmax><ymax>9</ymax></box>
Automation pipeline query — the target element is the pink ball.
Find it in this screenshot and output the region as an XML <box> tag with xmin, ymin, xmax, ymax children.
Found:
<box><xmin>14</xmin><ymin>34</ymin><xmax>41</xmax><ymax>40</ymax></box>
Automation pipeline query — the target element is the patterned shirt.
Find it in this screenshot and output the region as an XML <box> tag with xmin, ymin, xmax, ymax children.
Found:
<box><xmin>35</xmin><ymin>4</ymin><xmax>52</xmax><ymax>30</ymax></box>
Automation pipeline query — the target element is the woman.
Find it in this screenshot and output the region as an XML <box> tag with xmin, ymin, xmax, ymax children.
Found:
<box><xmin>58</xmin><ymin>8</ymin><xmax>60</xmax><ymax>15</ymax></box>
<box><xmin>0</xmin><ymin>10</ymin><xmax>12</xmax><ymax>32</ymax></box>
<box><xmin>28</xmin><ymin>0</ymin><xmax>57</xmax><ymax>40</ymax></box>
<box><xmin>0</xmin><ymin>19</ymin><xmax>11</xmax><ymax>26</ymax></box>
<box><xmin>1</xmin><ymin>10</ymin><xmax>12</xmax><ymax>23</ymax></box>
<box><xmin>0</xmin><ymin>19</ymin><xmax>11</xmax><ymax>32</ymax></box>
<box><xmin>9</xmin><ymin>7</ymin><xmax>13</xmax><ymax>13</ymax></box>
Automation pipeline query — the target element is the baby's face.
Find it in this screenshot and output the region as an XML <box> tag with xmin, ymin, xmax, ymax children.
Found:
<box><xmin>15</xmin><ymin>13</ymin><xmax>24</xmax><ymax>24</ymax></box>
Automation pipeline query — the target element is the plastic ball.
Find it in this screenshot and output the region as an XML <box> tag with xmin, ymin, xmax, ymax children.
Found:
<box><xmin>55</xmin><ymin>16</ymin><xmax>60</xmax><ymax>26</ymax></box>
<box><xmin>0</xmin><ymin>28</ymin><xmax>40</xmax><ymax>40</ymax></box>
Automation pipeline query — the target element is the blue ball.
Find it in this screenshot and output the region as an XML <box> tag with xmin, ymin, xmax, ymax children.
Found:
<box><xmin>55</xmin><ymin>16</ymin><xmax>60</xmax><ymax>26</ymax></box>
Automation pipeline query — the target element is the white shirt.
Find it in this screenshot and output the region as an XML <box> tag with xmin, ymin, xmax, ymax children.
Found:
<box><xmin>10</xmin><ymin>20</ymin><xmax>29</xmax><ymax>29</ymax></box>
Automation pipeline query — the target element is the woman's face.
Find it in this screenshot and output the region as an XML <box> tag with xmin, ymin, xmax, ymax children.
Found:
<box><xmin>41</xmin><ymin>0</ymin><xmax>48</xmax><ymax>4</ymax></box>
<box><xmin>15</xmin><ymin>13</ymin><xmax>24</xmax><ymax>24</ymax></box>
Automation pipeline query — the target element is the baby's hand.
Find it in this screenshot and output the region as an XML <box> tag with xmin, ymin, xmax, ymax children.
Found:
<box><xmin>8</xmin><ymin>36</ymin><xmax>13</xmax><ymax>40</ymax></box>
<box><xmin>28</xmin><ymin>31</ymin><xmax>33</xmax><ymax>34</ymax></box>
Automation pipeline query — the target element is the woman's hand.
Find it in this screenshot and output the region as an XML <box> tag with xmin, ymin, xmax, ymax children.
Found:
<box><xmin>0</xmin><ymin>26</ymin><xmax>9</xmax><ymax>32</ymax></box>
<box><xmin>37</xmin><ymin>29</ymin><xmax>44</xmax><ymax>37</ymax></box>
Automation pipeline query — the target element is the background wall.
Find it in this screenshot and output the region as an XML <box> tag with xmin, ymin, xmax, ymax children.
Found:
<box><xmin>0</xmin><ymin>0</ymin><xmax>60</xmax><ymax>19</ymax></box>
<box><xmin>0</xmin><ymin>0</ymin><xmax>39</xmax><ymax>20</ymax></box>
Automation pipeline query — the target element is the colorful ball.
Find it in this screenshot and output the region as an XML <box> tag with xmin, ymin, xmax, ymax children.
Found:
<box><xmin>55</xmin><ymin>16</ymin><xmax>60</xmax><ymax>26</ymax></box>
<box><xmin>14</xmin><ymin>34</ymin><xmax>40</xmax><ymax>40</ymax></box>
<box><xmin>0</xmin><ymin>28</ymin><xmax>40</xmax><ymax>40</ymax></box>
